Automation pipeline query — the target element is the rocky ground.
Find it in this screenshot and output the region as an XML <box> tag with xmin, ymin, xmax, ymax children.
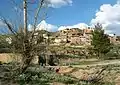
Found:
<box><xmin>1</xmin><ymin>59</ymin><xmax>120</xmax><ymax>85</ymax></box>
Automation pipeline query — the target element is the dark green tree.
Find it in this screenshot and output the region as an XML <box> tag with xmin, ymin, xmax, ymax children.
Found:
<box><xmin>92</xmin><ymin>23</ymin><xmax>111</xmax><ymax>58</ymax></box>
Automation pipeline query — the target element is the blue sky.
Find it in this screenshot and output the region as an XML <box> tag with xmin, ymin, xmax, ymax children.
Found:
<box><xmin>46</xmin><ymin>0</ymin><xmax>116</xmax><ymax>26</ymax></box>
<box><xmin>0</xmin><ymin>0</ymin><xmax>116</xmax><ymax>25</ymax></box>
<box><xmin>0</xmin><ymin>0</ymin><xmax>120</xmax><ymax>35</ymax></box>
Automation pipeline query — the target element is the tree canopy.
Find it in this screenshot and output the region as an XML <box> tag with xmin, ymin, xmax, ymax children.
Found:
<box><xmin>92</xmin><ymin>23</ymin><xmax>111</xmax><ymax>58</ymax></box>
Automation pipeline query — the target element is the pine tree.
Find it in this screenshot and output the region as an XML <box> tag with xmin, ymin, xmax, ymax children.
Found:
<box><xmin>92</xmin><ymin>23</ymin><xmax>111</xmax><ymax>58</ymax></box>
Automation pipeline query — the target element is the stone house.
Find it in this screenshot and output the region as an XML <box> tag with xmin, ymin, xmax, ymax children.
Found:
<box><xmin>54</xmin><ymin>27</ymin><xmax>93</xmax><ymax>45</ymax></box>
<box><xmin>109</xmin><ymin>34</ymin><xmax>120</xmax><ymax>44</ymax></box>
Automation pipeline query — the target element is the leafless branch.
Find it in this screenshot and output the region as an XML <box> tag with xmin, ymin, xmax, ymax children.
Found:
<box><xmin>31</xmin><ymin>0</ymin><xmax>45</xmax><ymax>38</ymax></box>
<box><xmin>2</xmin><ymin>19</ymin><xmax>16</xmax><ymax>35</ymax></box>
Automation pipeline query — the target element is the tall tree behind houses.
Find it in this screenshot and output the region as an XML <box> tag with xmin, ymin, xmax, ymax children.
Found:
<box><xmin>92</xmin><ymin>23</ymin><xmax>111</xmax><ymax>58</ymax></box>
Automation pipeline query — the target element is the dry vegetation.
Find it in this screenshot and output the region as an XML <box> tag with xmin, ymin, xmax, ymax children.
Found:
<box><xmin>0</xmin><ymin>0</ymin><xmax>120</xmax><ymax>85</ymax></box>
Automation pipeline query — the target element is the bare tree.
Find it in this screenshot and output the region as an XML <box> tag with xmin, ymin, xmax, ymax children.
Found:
<box><xmin>1</xmin><ymin>0</ymin><xmax>47</xmax><ymax>73</ymax></box>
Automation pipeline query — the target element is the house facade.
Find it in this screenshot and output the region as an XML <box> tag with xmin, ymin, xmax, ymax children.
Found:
<box><xmin>54</xmin><ymin>27</ymin><xmax>120</xmax><ymax>45</ymax></box>
<box><xmin>54</xmin><ymin>27</ymin><xmax>93</xmax><ymax>45</ymax></box>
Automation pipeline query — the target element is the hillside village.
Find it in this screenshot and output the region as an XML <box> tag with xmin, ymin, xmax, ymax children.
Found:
<box><xmin>43</xmin><ymin>27</ymin><xmax>120</xmax><ymax>46</ymax></box>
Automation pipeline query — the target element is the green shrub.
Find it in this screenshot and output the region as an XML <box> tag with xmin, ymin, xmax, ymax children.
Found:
<box><xmin>104</xmin><ymin>52</ymin><xmax>119</xmax><ymax>60</ymax></box>
<box><xmin>0</xmin><ymin>48</ymin><xmax>11</xmax><ymax>53</ymax></box>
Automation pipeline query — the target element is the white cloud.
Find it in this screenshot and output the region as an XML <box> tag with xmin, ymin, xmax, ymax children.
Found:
<box><xmin>45</xmin><ymin>0</ymin><xmax>72</xmax><ymax>8</ymax></box>
<box><xmin>91</xmin><ymin>0</ymin><xmax>120</xmax><ymax>35</ymax></box>
<box><xmin>36</xmin><ymin>20</ymin><xmax>58</xmax><ymax>32</ymax></box>
<box><xmin>58</xmin><ymin>23</ymin><xmax>88</xmax><ymax>31</ymax></box>
<box><xmin>31</xmin><ymin>21</ymin><xmax>88</xmax><ymax>32</ymax></box>
<box><xmin>28</xmin><ymin>24</ymin><xmax>33</xmax><ymax>31</ymax></box>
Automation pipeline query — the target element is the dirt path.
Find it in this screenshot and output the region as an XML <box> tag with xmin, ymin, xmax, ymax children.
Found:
<box><xmin>46</xmin><ymin>59</ymin><xmax>120</xmax><ymax>68</ymax></box>
<box><xmin>73</xmin><ymin>59</ymin><xmax>120</xmax><ymax>67</ymax></box>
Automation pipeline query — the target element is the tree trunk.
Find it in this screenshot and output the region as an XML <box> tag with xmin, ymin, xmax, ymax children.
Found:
<box><xmin>97</xmin><ymin>51</ymin><xmax>100</xmax><ymax>59</ymax></box>
<box><xmin>21</xmin><ymin>55</ymin><xmax>33</xmax><ymax>73</ymax></box>
<box><xmin>23</xmin><ymin>0</ymin><xmax>27</xmax><ymax>35</ymax></box>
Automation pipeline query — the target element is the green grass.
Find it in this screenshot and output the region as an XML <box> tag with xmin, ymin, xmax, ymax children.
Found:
<box><xmin>16</xmin><ymin>67</ymin><xmax>116</xmax><ymax>85</ymax></box>
<box><xmin>1</xmin><ymin>63</ymin><xmax>116</xmax><ymax>85</ymax></box>
<box><xmin>1</xmin><ymin>63</ymin><xmax>119</xmax><ymax>85</ymax></box>
<box><xmin>17</xmin><ymin>71</ymin><xmax>80</xmax><ymax>85</ymax></box>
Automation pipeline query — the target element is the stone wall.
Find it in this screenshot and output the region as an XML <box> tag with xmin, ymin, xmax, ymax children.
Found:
<box><xmin>0</xmin><ymin>53</ymin><xmax>22</xmax><ymax>63</ymax></box>
<box><xmin>0</xmin><ymin>53</ymin><xmax>39</xmax><ymax>64</ymax></box>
